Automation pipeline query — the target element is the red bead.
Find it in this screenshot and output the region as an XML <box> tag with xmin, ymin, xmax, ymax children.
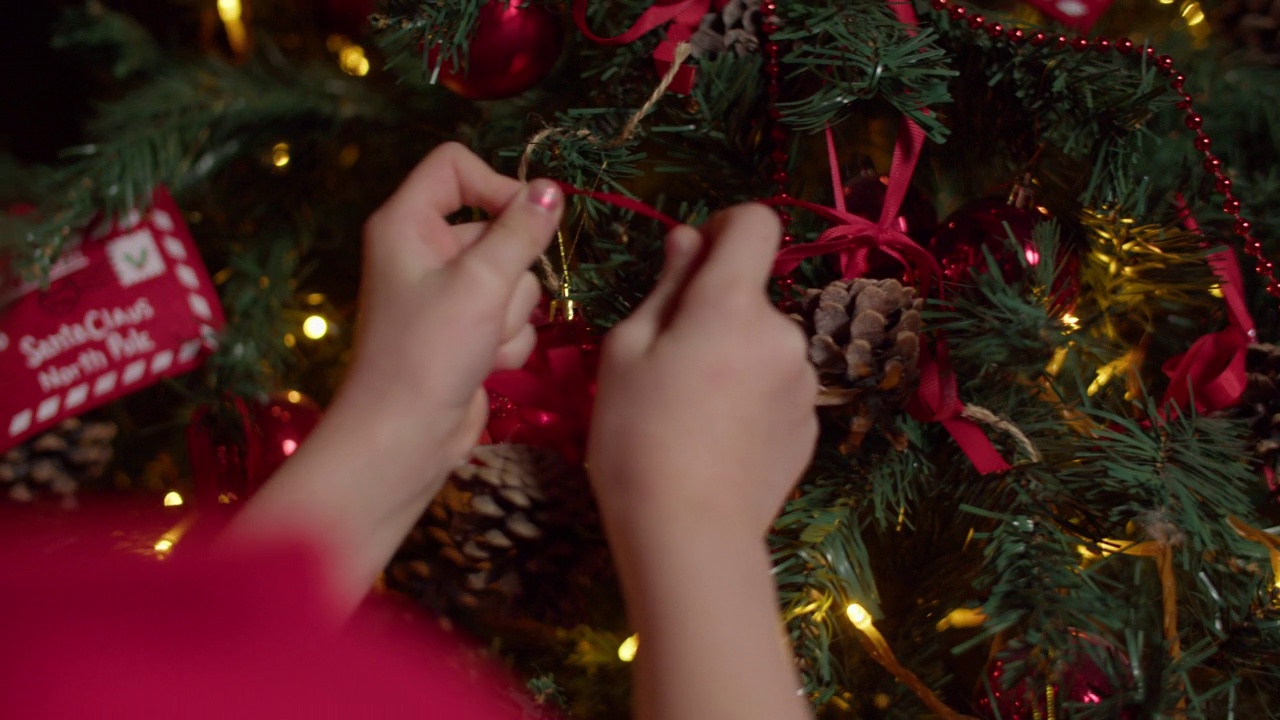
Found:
<box><xmin>931</xmin><ymin>0</ymin><xmax>948</xmax><ymax>8</ymax></box>
<box><xmin>949</xmin><ymin>5</ymin><xmax>967</xmax><ymax>19</ymax></box>
<box><xmin>770</xmin><ymin>150</ymin><xmax>787</xmax><ymax>165</ymax></box>
<box><xmin>1008</xmin><ymin>28</ymin><xmax>1026</xmax><ymax>42</ymax></box>
<box><xmin>1257</xmin><ymin>260</ymin><xmax>1274</xmax><ymax>274</ymax></box>
<box><xmin>1223</xmin><ymin>197</ymin><xmax>1241</xmax><ymax>214</ymax></box>
<box><xmin>1193</xmin><ymin>133</ymin><xmax>1211</xmax><ymax>152</ymax></box>
<box><xmin>1156</xmin><ymin>55</ymin><xmax>1175</xmax><ymax>73</ymax></box>
<box><xmin>1056</xmin><ymin>35</ymin><xmax>1070</xmax><ymax>49</ymax></box>
<box><xmin>1175</xmin><ymin>93</ymin><xmax>1194</xmax><ymax>110</ymax></box>
<box><xmin>1235</xmin><ymin>219</ymin><xmax>1251</xmax><ymax>236</ymax></box>
<box><xmin>776</xmin><ymin>276</ymin><xmax>795</xmax><ymax>288</ymax></box>
<box><xmin>1268</xmin><ymin>281</ymin><xmax>1280</xmax><ymax>298</ymax></box>
<box><xmin>969</xmin><ymin>14</ymin><xmax>986</xmax><ymax>28</ymax></box>
<box><xmin>1170</xmin><ymin>73</ymin><xmax>1186</xmax><ymax>90</ymax></box>
<box><xmin>1203</xmin><ymin>156</ymin><xmax>1220</xmax><ymax>172</ymax></box>
<box><xmin>771</xmin><ymin>127</ymin><xmax>788</xmax><ymax>142</ymax></box>
<box><xmin>763</xmin><ymin>19</ymin><xmax>781</xmax><ymax>33</ymax></box>
<box><xmin>1215</xmin><ymin>175</ymin><xmax>1231</xmax><ymax>193</ymax></box>
<box><xmin>1095</xmin><ymin>38</ymin><xmax>1111</xmax><ymax>52</ymax></box>
<box><xmin>772</xmin><ymin>170</ymin><xmax>790</xmax><ymax>184</ymax></box>
<box><xmin>1116</xmin><ymin>37</ymin><xmax>1134</xmax><ymax>53</ymax></box>
<box><xmin>781</xmin><ymin>234</ymin><xmax>795</xmax><ymax>245</ymax></box>
<box><xmin>776</xmin><ymin>191</ymin><xmax>790</xmax><ymax>199</ymax></box>
<box><xmin>1184</xmin><ymin>113</ymin><xmax>1203</xmax><ymax>130</ymax></box>
<box><xmin>777</xmin><ymin>211</ymin><xmax>792</xmax><ymax>224</ymax></box>
<box><xmin>761</xmin><ymin>1</ymin><xmax>777</xmax><ymax>14</ymax></box>
<box><xmin>1146</xmin><ymin>47</ymin><xmax>1157</xmax><ymax>58</ymax></box>
<box><xmin>1030</xmin><ymin>31</ymin><xmax>1046</xmax><ymax>45</ymax></box>
<box><xmin>988</xmin><ymin>22</ymin><xmax>1004</xmax><ymax>37</ymax></box>
<box><xmin>766</xmin><ymin>41</ymin><xmax>781</xmax><ymax>56</ymax></box>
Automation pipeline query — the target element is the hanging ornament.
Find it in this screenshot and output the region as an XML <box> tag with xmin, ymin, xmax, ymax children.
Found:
<box><xmin>0</xmin><ymin>418</ymin><xmax>117</xmax><ymax>505</ymax></box>
<box><xmin>930</xmin><ymin>196</ymin><xmax>1049</xmax><ymax>287</ymax></box>
<box><xmin>975</xmin><ymin>634</ymin><xmax>1133</xmax><ymax>720</ymax></box>
<box><xmin>185</xmin><ymin>392</ymin><xmax>322</xmax><ymax>508</ymax></box>
<box><xmin>484</xmin><ymin>318</ymin><xmax>599</xmax><ymax>465</ymax></box>
<box><xmin>252</xmin><ymin>392</ymin><xmax>324</xmax><ymax>479</ymax></box>
<box><xmin>429</xmin><ymin>0</ymin><xmax>564</xmax><ymax>100</ymax></box>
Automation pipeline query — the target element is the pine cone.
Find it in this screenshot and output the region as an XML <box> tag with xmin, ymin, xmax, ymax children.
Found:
<box><xmin>1213</xmin><ymin>0</ymin><xmax>1280</xmax><ymax>66</ymax></box>
<box><xmin>0</xmin><ymin>418</ymin><xmax>117</xmax><ymax>505</ymax></box>
<box><xmin>690</xmin><ymin>0</ymin><xmax>765</xmax><ymax>58</ymax></box>
<box><xmin>386</xmin><ymin>444</ymin><xmax>611</xmax><ymax>628</ymax></box>
<box><xmin>794</xmin><ymin>278</ymin><xmax>923</xmax><ymax>451</ymax></box>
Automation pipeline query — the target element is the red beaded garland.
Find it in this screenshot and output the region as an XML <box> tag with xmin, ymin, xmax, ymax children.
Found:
<box><xmin>925</xmin><ymin>0</ymin><xmax>1280</xmax><ymax>299</ymax></box>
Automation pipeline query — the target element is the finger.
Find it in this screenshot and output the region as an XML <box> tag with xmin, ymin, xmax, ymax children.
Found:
<box><xmin>494</xmin><ymin>323</ymin><xmax>537</xmax><ymax>370</ymax></box>
<box><xmin>502</xmin><ymin>272</ymin><xmax>543</xmax><ymax>342</ymax></box>
<box><xmin>686</xmin><ymin>203</ymin><xmax>782</xmax><ymax>297</ymax></box>
<box><xmin>458</xmin><ymin>179</ymin><xmax>563</xmax><ymax>285</ymax></box>
<box><xmin>620</xmin><ymin>225</ymin><xmax>705</xmax><ymax>336</ymax></box>
<box><xmin>377</xmin><ymin>142</ymin><xmax>522</xmax><ymax>223</ymax></box>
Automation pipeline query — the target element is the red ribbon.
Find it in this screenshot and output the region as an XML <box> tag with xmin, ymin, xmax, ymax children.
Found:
<box><xmin>1160</xmin><ymin>199</ymin><xmax>1256</xmax><ymax>419</ymax></box>
<box><xmin>572</xmin><ymin>0</ymin><xmax>725</xmax><ymax>94</ymax></box>
<box><xmin>768</xmin><ymin>120</ymin><xmax>1009</xmax><ymax>474</ymax></box>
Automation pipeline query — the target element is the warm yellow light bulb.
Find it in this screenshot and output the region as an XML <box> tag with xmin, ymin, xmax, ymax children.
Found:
<box><xmin>271</xmin><ymin>142</ymin><xmax>291</xmax><ymax>168</ymax></box>
<box><xmin>163</xmin><ymin>491</ymin><xmax>184</xmax><ymax>507</ymax></box>
<box><xmin>845</xmin><ymin>603</ymin><xmax>872</xmax><ymax>630</ymax></box>
<box><xmin>302</xmin><ymin>315</ymin><xmax>329</xmax><ymax>340</ymax></box>
<box><xmin>154</xmin><ymin>538</ymin><xmax>174</xmax><ymax>553</ymax></box>
<box><xmin>286</xmin><ymin>390</ymin><xmax>303</xmax><ymax>403</ymax></box>
<box><xmin>339</xmin><ymin>45</ymin><xmax>371</xmax><ymax>77</ymax></box>
<box><xmin>618</xmin><ymin>634</ymin><xmax>639</xmax><ymax>662</ymax></box>
<box><xmin>1061</xmin><ymin>313</ymin><xmax>1080</xmax><ymax>329</ymax></box>
<box><xmin>217</xmin><ymin>0</ymin><xmax>242</xmax><ymax>22</ymax></box>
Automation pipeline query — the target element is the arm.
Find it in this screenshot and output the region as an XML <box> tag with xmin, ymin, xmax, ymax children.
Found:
<box><xmin>218</xmin><ymin>143</ymin><xmax>564</xmax><ymax>618</ymax></box>
<box><xmin>588</xmin><ymin>209</ymin><xmax>818</xmax><ymax>720</ymax></box>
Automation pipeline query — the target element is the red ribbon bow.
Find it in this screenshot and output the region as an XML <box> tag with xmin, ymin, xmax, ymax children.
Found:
<box><xmin>1160</xmin><ymin>205</ymin><xmax>1255</xmax><ymax>418</ymax></box>
<box><xmin>573</xmin><ymin>0</ymin><xmax>725</xmax><ymax>94</ymax></box>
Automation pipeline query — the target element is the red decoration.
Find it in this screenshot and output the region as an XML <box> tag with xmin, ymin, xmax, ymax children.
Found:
<box><xmin>483</xmin><ymin>319</ymin><xmax>599</xmax><ymax>465</ymax></box>
<box><xmin>573</xmin><ymin>0</ymin><xmax>724</xmax><ymax>94</ymax></box>
<box><xmin>430</xmin><ymin>0</ymin><xmax>564</xmax><ymax>100</ymax></box>
<box><xmin>930</xmin><ymin>197</ymin><xmax>1048</xmax><ymax>286</ymax></box>
<box><xmin>320</xmin><ymin>0</ymin><xmax>376</xmax><ymax>36</ymax></box>
<box><xmin>976</xmin><ymin>635</ymin><xmax>1133</xmax><ymax>720</ymax></box>
<box><xmin>186</xmin><ymin>392</ymin><xmax>322</xmax><ymax>508</ymax></box>
<box><xmin>1</xmin><ymin>190</ymin><xmax>224</xmax><ymax>455</ymax></box>
<box><xmin>844</xmin><ymin>173</ymin><xmax>937</xmax><ymax>247</ymax></box>
<box><xmin>254</xmin><ymin>392</ymin><xmax>324</xmax><ymax>479</ymax></box>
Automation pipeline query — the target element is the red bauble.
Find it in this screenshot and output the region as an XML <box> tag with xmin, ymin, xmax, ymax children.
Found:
<box><xmin>186</xmin><ymin>392</ymin><xmax>322</xmax><ymax>508</ymax></box>
<box><xmin>253</xmin><ymin>392</ymin><xmax>324</xmax><ymax>480</ymax></box>
<box><xmin>975</xmin><ymin>635</ymin><xmax>1133</xmax><ymax>720</ymax></box>
<box><xmin>930</xmin><ymin>197</ymin><xmax>1048</xmax><ymax>287</ymax></box>
<box><xmin>429</xmin><ymin>1</ymin><xmax>564</xmax><ymax>100</ymax></box>
<box><xmin>484</xmin><ymin>319</ymin><xmax>599</xmax><ymax>464</ymax></box>
<box><xmin>320</xmin><ymin>0</ymin><xmax>377</xmax><ymax>35</ymax></box>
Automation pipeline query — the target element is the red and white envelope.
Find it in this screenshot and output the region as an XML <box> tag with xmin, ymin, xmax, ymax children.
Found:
<box><xmin>1</xmin><ymin>189</ymin><xmax>224</xmax><ymax>454</ymax></box>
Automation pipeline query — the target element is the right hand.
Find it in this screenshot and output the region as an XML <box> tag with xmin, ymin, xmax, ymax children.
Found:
<box><xmin>586</xmin><ymin>204</ymin><xmax>819</xmax><ymax>547</ymax></box>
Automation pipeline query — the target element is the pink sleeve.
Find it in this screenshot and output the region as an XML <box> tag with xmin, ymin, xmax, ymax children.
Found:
<box><xmin>0</xmin><ymin>501</ymin><xmax>532</xmax><ymax>719</ymax></box>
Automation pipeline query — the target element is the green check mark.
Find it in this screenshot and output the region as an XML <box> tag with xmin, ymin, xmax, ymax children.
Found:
<box><xmin>123</xmin><ymin>248</ymin><xmax>149</xmax><ymax>268</ymax></box>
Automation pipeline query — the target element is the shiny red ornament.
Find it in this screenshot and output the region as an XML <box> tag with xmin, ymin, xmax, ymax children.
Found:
<box><xmin>429</xmin><ymin>0</ymin><xmax>564</xmax><ymax>100</ymax></box>
<box><xmin>484</xmin><ymin>319</ymin><xmax>599</xmax><ymax>464</ymax></box>
<box><xmin>839</xmin><ymin>172</ymin><xmax>938</xmax><ymax>281</ymax></box>
<box><xmin>253</xmin><ymin>392</ymin><xmax>324</xmax><ymax>480</ymax></box>
<box><xmin>186</xmin><ymin>392</ymin><xmax>322</xmax><ymax>508</ymax></box>
<box><xmin>975</xmin><ymin>635</ymin><xmax>1133</xmax><ymax>720</ymax></box>
<box><xmin>930</xmin><ymin>196</ymin><xmax>1070</xmax><ymax>293</ymax></box>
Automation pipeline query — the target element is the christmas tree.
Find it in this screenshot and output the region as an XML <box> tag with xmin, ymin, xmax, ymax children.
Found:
<box><xmin>4</xmin><ymin>0</ymin><xmax>1280</xmax><ymax>717</ymax></box>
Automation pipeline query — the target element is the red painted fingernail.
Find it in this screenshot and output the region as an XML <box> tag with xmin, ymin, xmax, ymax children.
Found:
<box><xmin>528</xmin><ymin>181</ymin><xmax>562</xmax><ymax>212</ymax></box>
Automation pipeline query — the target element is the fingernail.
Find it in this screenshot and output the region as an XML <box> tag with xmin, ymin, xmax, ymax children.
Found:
<box><xmin>527</xmin><ymin>181</ymin><xmax>563</xmax><ymax>213</ymax></box>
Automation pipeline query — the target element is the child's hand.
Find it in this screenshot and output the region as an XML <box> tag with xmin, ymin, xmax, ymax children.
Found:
<box><xmin>587</xmin><ymin>204</ymin><xmax>818</xmax><ymax>547</ymax></box>
<box><xmin>344</xmin><ymin>143</ymin><xmax>564</xmax><ymax>472</ymax></box>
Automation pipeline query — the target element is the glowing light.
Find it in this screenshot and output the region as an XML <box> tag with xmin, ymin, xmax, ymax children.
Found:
<box><xmin>1061</xmin><ymin>313</ymin><xmax>1080</xmax><ymax>329</ymax></box>
<box><xmin>286</xmin><ymin>390</ymin><xmax>303</xmax><ymax>403</ymax></box>
<box><xmin>282</xmin><ymin>439</ymin><xmax>299</xmax><ymax>457</ymax></box>
<box><xmin>154</xmin><ymin>538</ymin><xmax>174</xmax><ymax>553</ymax></box>
<box><xmin>339</xmin><ymin>45</ymin><xmax>371</xmax><ymax>77</ymax></box>
<box><xmin>217</xmin><ymin>0</ymin><xmax>242</xmax><ymax>22</ymax></box>
<box><xmin>283</xmin><ymin>333</ymin><xmax>297</xmax><ymax>348</ymax></box>
<box><xmin>271</xmin><ymin>142</ymin><xmax>291</xmax><ymax>168</ymax></box>
<box><xmin>1023</xmin><ymin>245</ymin><xmax>1041</xmax><ymax>266</ymax></box>
<box><xmin>618</xmin><ymin>634</ymin><xmax>639</xmax><ymax>662</ymax></box>
<box><xmin>302</xmin><ymin>315</ymin><xmax>329</xmax><ymax>340</ymax></box>
<box><xmin>845</xmin><ymin>603</ymin><xmax>872</xmax><ymax>630</ymax></box>
<box><xmin>1181</xmin><ymin>1</ymin><xmax>1205</xmax><ymax>24</ymax></box>
<box><xmin>305</xmin><ymin>293</ymin><xmax>326</xmax><ymax>306</ymax></box>
<box><xmin>936</xmin><ymin>607</ymin><xmax>988</xmax><ymax>631</ymax></box>
<box><xmin>162</xmin><ymin>491</ymin><xmax>184</xmax><ymax>507</ymax></box>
